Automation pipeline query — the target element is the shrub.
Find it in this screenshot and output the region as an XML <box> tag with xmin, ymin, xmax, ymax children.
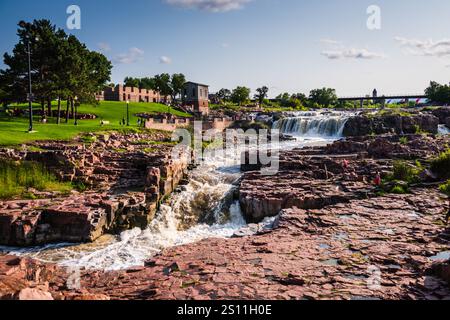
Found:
<box><xmin>390</xmin><ymin>184</ymin><xmax>408</xmax><ymax>194</ymax></box>
<box><xmin>439</xmin><ymin>180</ymin><xmax>450</xmax><ymax>196</ymax></box>
<box><xmin>431</xmin><ymin>149</ymin><xmax>450</xmax><ymax>180</ymax></box>
<box><xmin>390</xmin><ymin>160</ymin><xmax>419</xmax><ymax>183</ymax></box>
<box><xmin>81</xmin><ymin>135</ymin><xmax>97</xmax><ymax>144</ymax></box>
<box><xmin>399</xmin><ymin>137</ymin><xmax>408</xmax><ymax>145</ymax></box>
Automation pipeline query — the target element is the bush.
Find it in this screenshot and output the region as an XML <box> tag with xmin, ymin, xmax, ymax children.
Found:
<box><xmin>399</xmin><ymin>137</ymin><xmax>408</xmax><ymax>145</ymax></box>
<box><xmin>431</xmin><ymin>149</ymin><xmax>450</xmax><ymax>180</ymax></box>
<box><xmin>390</xmin><ymin>160</ymin><xmax>419</xmax><ymax>183</ymax></box>
<box><xmin>390</xmin><ymin>184</ymin><xmax>408</xmax><ymax>194</ymax></box>
<box><xmin>439</xmin><ymin>180</ymin><xmax>450</xmax><ymax>196</ymax></box>
<box><xmin>0</xmin><ymin>160</ymin><xmax>72</xmax><ymax>199</ymax></box>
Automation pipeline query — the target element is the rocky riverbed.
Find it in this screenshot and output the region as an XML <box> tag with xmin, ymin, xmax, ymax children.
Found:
<box><xmin>0</xmin><ymin>131</ymin><xmax>449</xmax><ymax>300</ymax></box>
<box><xmin>0</xmin><ymin>131</ymin><xmax>190</xmax><ymax>246</ymax></box>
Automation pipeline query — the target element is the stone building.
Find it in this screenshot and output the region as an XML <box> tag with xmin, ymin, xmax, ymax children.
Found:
<box><xmin>182</xmin><ymin>82</ymin><xmax>209</xmax><ymax>115</ymax></box>
<box><xmin>97</xmin><ymin>85</ymin><xmax>169</xmax><ymax>103</ymax></box>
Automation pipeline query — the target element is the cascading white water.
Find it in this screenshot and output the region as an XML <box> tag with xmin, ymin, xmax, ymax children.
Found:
<box><xmin>1</xmin><ymin>115</ymin><xmax>348</xmax><ymax>271</ymax></box>
<box><xmin>438</xmin><ymin>124</ymin><xmax>450</xmax><ymax>135</ymax></box>
<box><xmin>273</xmin><ymin>111</ymin><xmax>355</xmax><ymax>138</ymax></box>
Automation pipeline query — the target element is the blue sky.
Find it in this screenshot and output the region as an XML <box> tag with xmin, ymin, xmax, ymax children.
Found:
<box><xmin>0</xmin><ymin>0</ymin><xmax>449</xmax><ymax>97</ymax></box>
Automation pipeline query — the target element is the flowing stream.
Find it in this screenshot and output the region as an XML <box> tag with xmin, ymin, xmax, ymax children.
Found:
<box><xmin>438</xmin><ymin>124</ymin><xmax>450</xmax><ymax>135</ymax></box>
<box><xmin>1</xmin><ymin>112</ymin><xmax>348</xmax><ymax>271</ymax></box>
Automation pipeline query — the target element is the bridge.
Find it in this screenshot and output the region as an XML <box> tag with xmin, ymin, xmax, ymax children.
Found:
<box><xmin>337</xmin><ymin>90</ymin><xmax>428</xmax><ymax>107</ymax></box>
<box><xmin>338</xmin><ymin>89</ymin><xmax>428</xmax><ymax>107</ymax></box>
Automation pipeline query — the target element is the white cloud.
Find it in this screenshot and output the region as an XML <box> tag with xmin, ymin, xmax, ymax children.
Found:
<box><xmin>395</xmin><ymin>36</ymin><xmax>450</xmax><ymax>58</ymax></box>
<box><xmin>165</xmin><ymin>0</ymin><xmax>251</xmax><ymax>12</ymax></box>
<box><xmin>319</xmin><ymin>39</ymin><xmax>385</xmax><ymax>60</ymax></box>
<box><xmin>113</xmin><ymin>47</ymin><xmax>144</xmax><ymax>64</ymax></box>
<box><xmin>160</xmin><ymin>56</ymin><xmax>172</xmax><ymax>64</ymax></box>
<box><xmin>97</xmin><ymin>42</ymin><xmax>111</xmax><ymax>52</ymax></box>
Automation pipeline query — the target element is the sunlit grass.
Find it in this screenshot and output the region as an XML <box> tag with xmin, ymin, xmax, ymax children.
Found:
<box><xmin>0</xmin><ymin>160</ymin><xmax>73</xmax><ymax>199</ymax></box>
<box><xmin>0</xmin><ymin>101</ymin><xmax>190</xmax><ymax>146</ymax></box>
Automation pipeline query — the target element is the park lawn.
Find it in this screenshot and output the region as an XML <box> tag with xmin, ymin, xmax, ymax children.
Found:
<box><xmin>0</xmin><ymin>101</ymin><xmax>190</xmax><ymax>146</ymax></box>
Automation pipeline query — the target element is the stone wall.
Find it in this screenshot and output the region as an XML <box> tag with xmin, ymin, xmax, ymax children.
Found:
<box><xmin>144</xmin><ymin>118</ymin><xmax>191</xmax><ymax>131</ymax></box>
<box><xmin>99</xmin><ymin>85</ymin><xmax>170</xmax><ymax>103</ymax></box>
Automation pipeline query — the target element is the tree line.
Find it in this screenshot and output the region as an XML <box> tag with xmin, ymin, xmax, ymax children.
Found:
<box><xmin>214</xmin><ymin>86</ymin><xmax>339</xmax><ymax>109</ymax></box>
<box><xmin>425</xmin><ymin>81</ymin><xmax>450</xmax><ymax>105</ymax></box>
<box><xmin>0</xmin><ymin>19</ymin><xmax>112</xmax><ymax>124</ymax></box>
<box><xmin>215</xmin><ymin>82</ymin><xmax>450</xmax><ymax>109</ymax></box>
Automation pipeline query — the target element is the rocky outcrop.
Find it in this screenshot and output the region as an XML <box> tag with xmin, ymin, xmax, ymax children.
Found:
<box><xmin>3</xmin><ymin>188</ymin><xmax>448</xmax><ymax>300</ymax></box>
<box><xmin>343</xmin><ymin>114</ymin><xmax>439</xmax><ymax>136</ymax></box>
<box><xmin>432</xmin><ymin>260</ymin><xmax>450</xmax><ymax>286</ymax></box>
<box><xmin>432</xmin><ymin>107</ymin><xmax>450</xmax><ymax>124</ymax></box>
<box><xmin>239</xmin><ymin>171</ymin><xmax>371</xmax><ymax>223</ymax></box>
<box><xmin>0</xmin><ymin>255</ymin><xmax>59</xmax><ymax>300</ymax></box>
<box><xmin>239</xmin><ymin>135</ymin><xmax>450</xmax><ymax>222</ymax></box>
<box><xmin>0</xmin><ymin>132</ymin><xmax>190</xmax><ymax>246</ymax></box>
<box><xmin>325</xmin><ymin>135</ymin><xmax>448</xmax><ymax>160</ymax></box>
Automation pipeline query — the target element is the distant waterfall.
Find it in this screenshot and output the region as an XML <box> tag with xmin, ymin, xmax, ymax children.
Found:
<box><xmin>438</xmin><ymin>124</ymin><xmax>450</xmax><ymax>135</ymax></box>
<box><xmin>273</xmin><ymin>111</ymin><xmax>354</xmax><ymax>138</ymax></box>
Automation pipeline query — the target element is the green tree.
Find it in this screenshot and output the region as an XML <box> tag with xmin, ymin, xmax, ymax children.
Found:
<box><xmin>254</xmin><ymin>86</ymin><xmax>269</xmax><ymax>106</ymax></box>
<box><xmin>425</xmin><ymin>81</ymin><xmax>450</xmax><ymax>105</ymax></box>
<box><xmin>153</xmin><ymin>73</ymin><xmax>172</xmax><ymax>104</ymax></box>
<box><xmin>139</xmin><ymin>77</ymin><xmax>156</xmax><ymax>90</ymax></box>
<box><xmin>124</xmin><ymin>77</ymin><xmax>140</xmax><ymax>88</ymax></box>
<box><xmin>0</xmin><ymin>19</ymin><xmax>111</xmax><ymax>124</ymax></box>
<box><xmin>309</xmin><ymin>87</ymin><xmax>338</xmax><ymax>108</ymax></box>
<box><xmin>217</xmin><ymin>88</ymin><xmax>231</xmax><ymax>104</ymax></box>
<box><xmin>170</xmin><ymin>73</ymin><xmax>186</xmax><ymax>103</ymax></box>
<box><xmin>231</xmin><ymin>86</ymin><xmax>251</xmax><ymax>106</ymax></box>
<box><xmin>276</xmin><ymin>92</ymin><xmax>290</xmax><ymax>102</ymax></box>
<box><xmin>1</xmin><ymin>20</ymin><xmax>63</xmax><ymax>120</ymax></box>
<box><xmin>291</xmin><ymin>93</ymin><xmax>308</xmax><ymax>105</ymax></box>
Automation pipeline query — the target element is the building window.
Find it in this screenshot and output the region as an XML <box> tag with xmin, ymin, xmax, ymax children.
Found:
<box><xmin>193</xmin><ymin>88</ymin><xmax>196</xmax><ymax>97</ymax></box>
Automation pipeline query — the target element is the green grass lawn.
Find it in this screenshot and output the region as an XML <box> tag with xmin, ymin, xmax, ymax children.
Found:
<box><xmin>0</xmin><ymin>101</ymin><xmax>190</xmax><ymax>146</ymax></box>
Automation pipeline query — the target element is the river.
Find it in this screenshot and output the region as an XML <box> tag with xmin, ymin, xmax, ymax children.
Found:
<box><xmin>0</xmin><ymin>111</ymin><xmax>350</xmax><ymax>271</ymax></box>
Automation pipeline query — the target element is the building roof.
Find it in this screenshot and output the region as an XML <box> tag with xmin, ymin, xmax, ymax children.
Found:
<box><xmin>185</xmin><ymin>81</ymin><xmax>209</xmax><ymax>87</ymax></box>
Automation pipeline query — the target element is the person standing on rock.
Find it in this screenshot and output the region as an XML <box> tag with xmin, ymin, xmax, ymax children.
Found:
<box><xmin>342</xmin><ymin>159</ymin><xmax>349</xmax><ymax>173</ymax></box>
<box><xmin>374</xmin><ymin>172</ymin><xmax>382</xmax><ymax>187</ymax></box>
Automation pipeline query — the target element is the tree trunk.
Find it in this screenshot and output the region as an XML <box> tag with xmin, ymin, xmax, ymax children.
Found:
<box><xmin>71</xmin><ymin>98</ymin><xmax>75</xmax><ymax>121</ymax></box>
<box><xmin>57</xmin><ymin>97</ymin><xmax>61</xmax><ymax>125</ymax></box>
<box><xmin>71</xmin><ymin>98</ymin><xmax>74</xmax><ymax>119</ymax></box>
<box><xmin>47</xmin><ymin>98</ymin><xmax>52</xmax><ymax>118</ymax></box>
<box><xmin>65</xmin><ymin>98</ymin><xmax>70</xmax><ymax>123</ymax></box>
<box><xmin>40</xmin><ymin>99</ymin><xmax>46</xmax><ymax>121</ymax></box>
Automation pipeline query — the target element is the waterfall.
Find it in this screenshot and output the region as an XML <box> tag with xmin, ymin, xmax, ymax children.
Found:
<box><xmin>1</xmin><ymin>129</ymin><xmax>340</xmax><ymax>271</ymax></box>
<box><xmin>438</xmin><ymin>124</ymin><xmax>450</xmax><ymax>135</ymax></box>
<box><xmin>273</xmin><ymin>111</ymin><xmax>354</xmax><ymax>138</ymax></box>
